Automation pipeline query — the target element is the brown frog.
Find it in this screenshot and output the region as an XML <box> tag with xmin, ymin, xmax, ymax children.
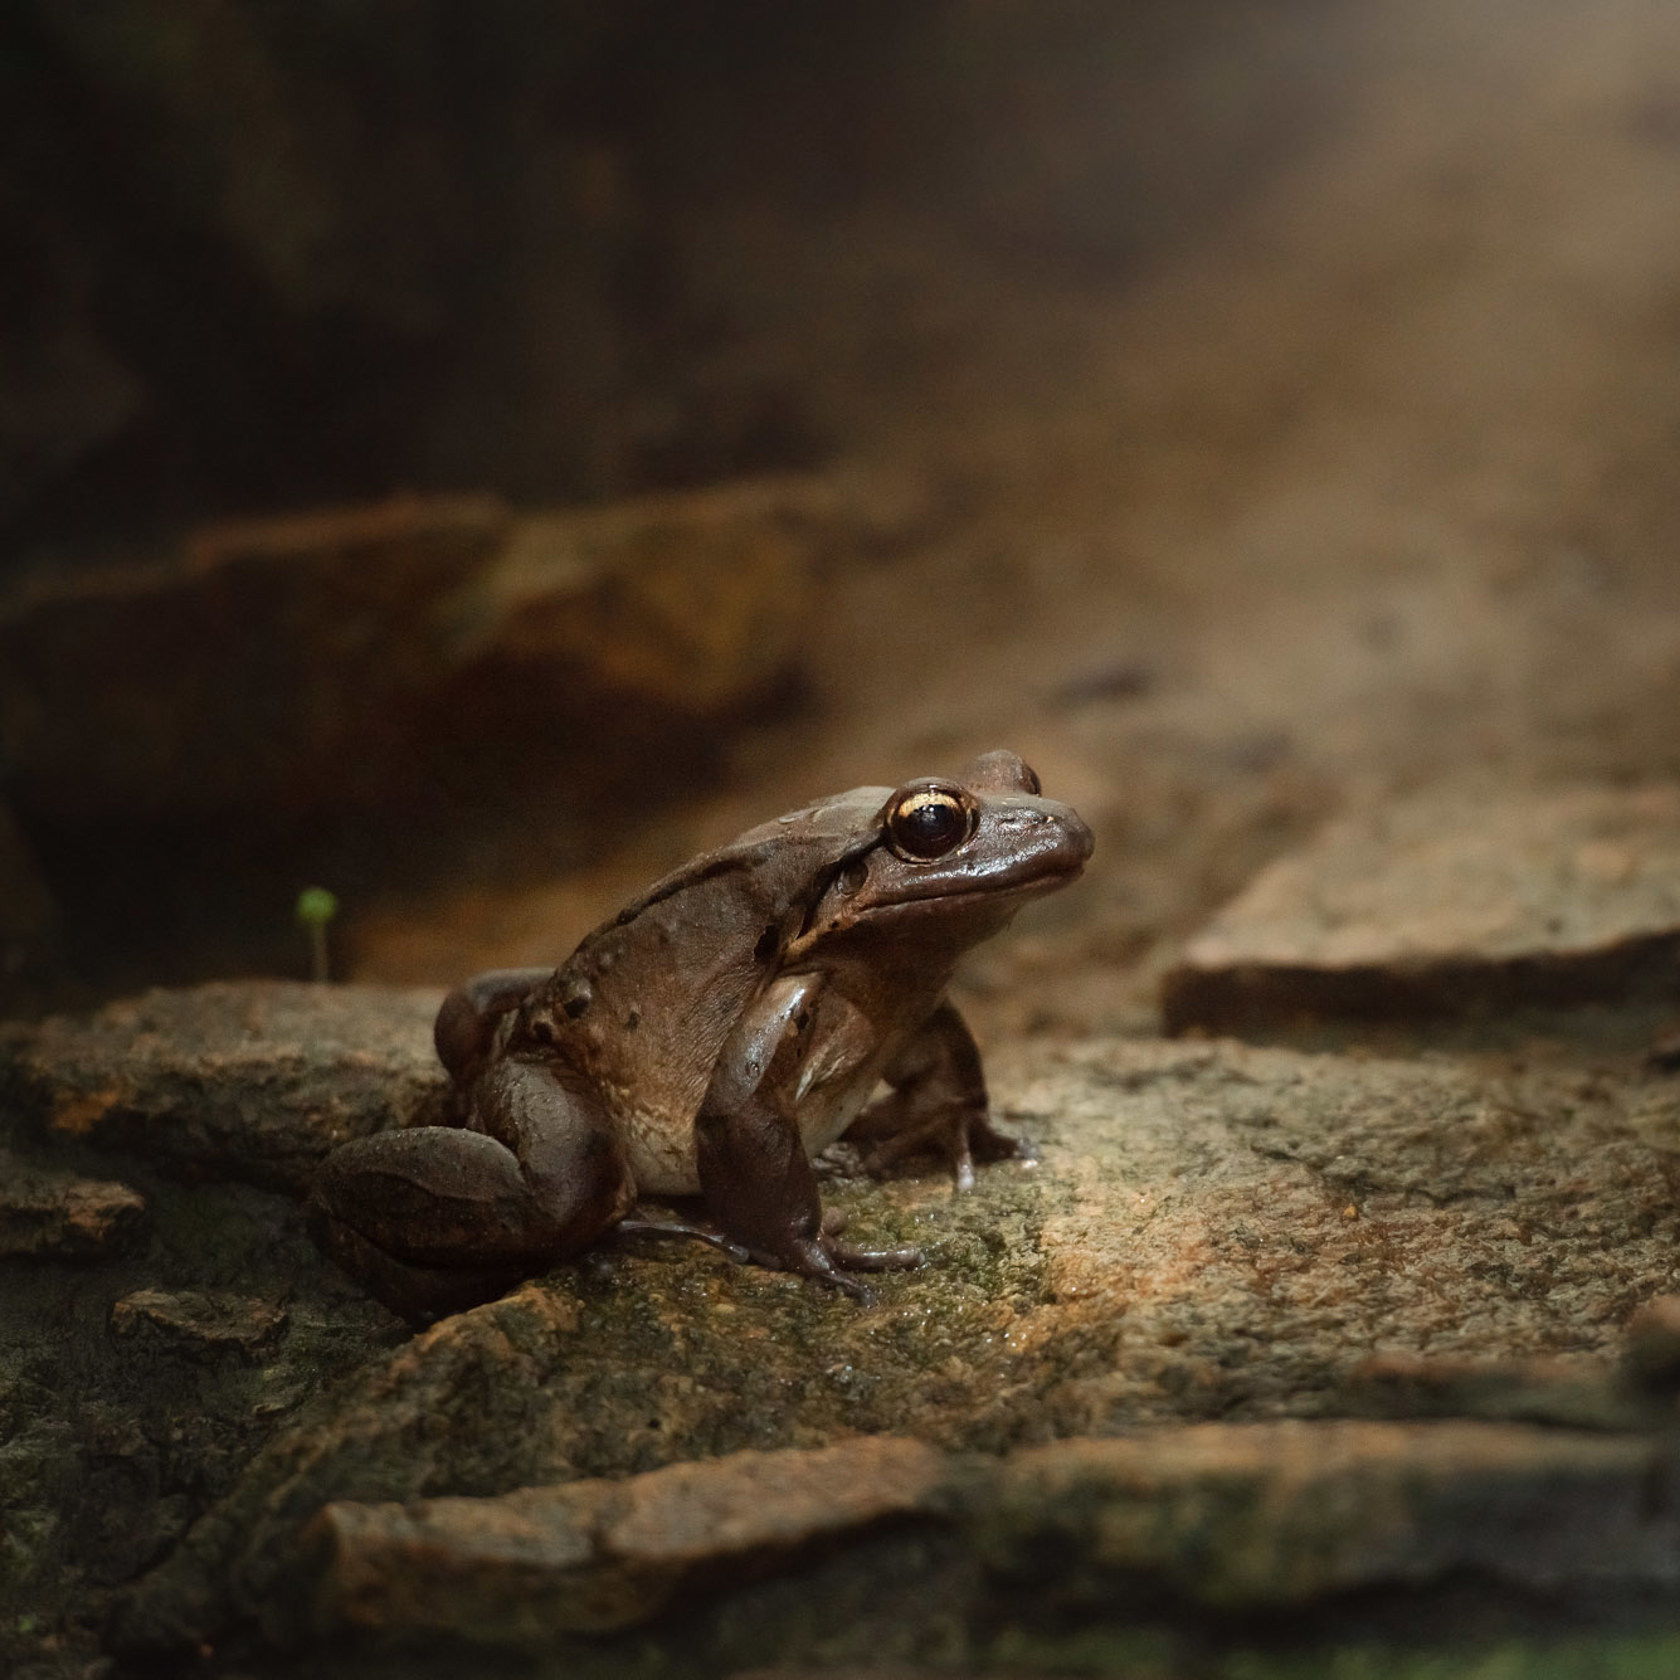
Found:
<box><xmin>307</xmin><ymin>750</ymin><xmax>1092</xmax><ymax>1323</ymax></box>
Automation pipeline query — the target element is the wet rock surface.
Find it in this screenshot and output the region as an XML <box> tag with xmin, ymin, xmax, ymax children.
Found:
<box><xmin>0</xmin><ymin>982</ymin><xmax>1664</xmax><ymax>1666</ymax></box>
<box><xmin>1163</xmin><ymin>783</ymin><xmax>1680</xmax><ymax>1033</ymax></box>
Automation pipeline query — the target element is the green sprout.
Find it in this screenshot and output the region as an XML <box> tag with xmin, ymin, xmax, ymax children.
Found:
<box><xmin>296</xmin><ymin>886</ymin><xmax>339</xmax><ymax>983</ymax></box>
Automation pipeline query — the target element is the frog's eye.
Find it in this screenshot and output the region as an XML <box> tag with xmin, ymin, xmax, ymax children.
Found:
<box><xmin>886</xmin><ymin>785</ymin><xmax>974</xmax><ymax>860</ymax></box>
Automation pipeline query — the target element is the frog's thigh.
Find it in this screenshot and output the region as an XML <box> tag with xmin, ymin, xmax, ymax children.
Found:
<box><xmin>434</xmin><ymin>967</ymin><xmax>555</xmax><ymax>1083</ymax></box>
<box><xmin>308</xmin><ymin>1059</ymin><xmax>633</xmax><ymax>1274</ymax></box>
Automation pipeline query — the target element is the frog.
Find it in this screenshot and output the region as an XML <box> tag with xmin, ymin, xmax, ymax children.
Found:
<box><xmin>307</xmin><ymin>749</ymin><xmax>1092</xmax><ymax>1324</ymax></box>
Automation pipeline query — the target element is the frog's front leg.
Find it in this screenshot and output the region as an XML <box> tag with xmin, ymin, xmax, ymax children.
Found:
<box><xmin>307</xmin><ymin>1056</ymin><xmax>634</xmax><ymax>1326</ymax></box>
<box><xmin>846</xmin><ymin>1000</ymin><xmax>1023</xmax><ymax>1191</ymax></box>
<box><xmin>695</xmin><ymin>974</ymin><xmax>921</xmax><ymax>1301</ymax></box>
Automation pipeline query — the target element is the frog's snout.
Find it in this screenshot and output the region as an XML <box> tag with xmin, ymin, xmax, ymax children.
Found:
<box><xmin>1037</xmin><ymin>803</ymin><xmax>1094</xmax><ymax>885</ymax></box>
<box><xmin>1059</xmin><ymin>807</ymin><xmax>1096</xmax><ymax>872</ymax></box>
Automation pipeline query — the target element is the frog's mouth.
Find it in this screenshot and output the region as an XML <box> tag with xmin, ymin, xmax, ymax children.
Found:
<box><xmin>867</xmin><ymin>852</ymin><xmax>1088</xmax><ymax>914</ymax></box>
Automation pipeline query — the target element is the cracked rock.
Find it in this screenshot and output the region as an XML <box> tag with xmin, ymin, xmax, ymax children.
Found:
<box><xmin>103</xmin><ymin>1022</ymin><xmax>1680</xmax><ymax>1654</ymax></box>
<box><xmin>299</xmin><ymin>1422</ymin><xmax>1680</xmax><ymax>1646</ymax></box>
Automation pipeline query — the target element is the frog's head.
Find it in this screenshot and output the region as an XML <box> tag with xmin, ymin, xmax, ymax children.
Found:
<box><xmin>792</xmin><ymin>750</ymin><xmax>1093</xmax><ymax>955</ymax></box>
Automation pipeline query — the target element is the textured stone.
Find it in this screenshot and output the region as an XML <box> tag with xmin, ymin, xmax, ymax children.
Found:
<box><xmin>0</xmin><ymin>1153</ymin><xmax>145</xmax><ymax>1257</ymax></box>
<box><xmin>107</xmin><ymin>1023</ymin><xmax>1680</xmax><ymax>1654</ymax></box>
<box><xmin>983</xmin><ymin>1421</ymin><xmax>1680</xmax><ymax>1608</ymax></box>
<box><xmin>0</xmin><ymin>480</ymin><xmax>821</xmax><ymax>824</ymax></box>
<box><xmin>1162</xmin><ymin>783</ymin><xmax>1680</xmax><ymax>1031</ymax></box>
<box><xmin>109</xmin><ymin>1289</ymin><xmax>288</xmax><ymax>1360</ymax></box>
<box><xmin>294</xmin><ymin>1423</ymin><xmax>1680</xmax><ymax>1646</ymax></box>
<box><xmin>308</xmin><ymin>1437</ymin><xmax>946</xmax><ymax>1640</ymax></box>
<box><xmin>1339</xmin><ymin>1352</ymin><xmax>1650</xmax><ymax>1432</ymax></box>
<box><xmin>0</xmin><ymin>981</ymin><xmax>448</xmax><ymax>1193</ymax></box>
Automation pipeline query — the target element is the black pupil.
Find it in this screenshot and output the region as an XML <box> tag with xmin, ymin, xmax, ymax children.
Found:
<box><xmin>897</xmin><ymin>796</ymin><xmax>966</xmax><ymax>857</ymax></box>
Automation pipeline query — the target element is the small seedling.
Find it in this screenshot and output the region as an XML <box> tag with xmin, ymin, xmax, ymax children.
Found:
<box><xmin>296</xmin><ymin>886</ymin><xmax>339</xmax><ymax>983</ymax></box>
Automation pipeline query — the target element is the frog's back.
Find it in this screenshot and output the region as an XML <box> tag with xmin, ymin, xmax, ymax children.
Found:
<box><xmin>554</xmin><ymin>796</ymin><xmax>883</xmax><ymax>1192</ymax></box>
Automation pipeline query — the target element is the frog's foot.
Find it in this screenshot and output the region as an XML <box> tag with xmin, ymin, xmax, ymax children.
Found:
<box><xmin>853</xmin><ymin>1095</ymin><xmax>1028</xmax><ymax>1191</ymax></box>
<box><xmin>616</xmin><ymin>1211</ymin><xmax>918</xmax><ymax>1300</ymax></box>
<box><xmin>777</xmin><ymin>1232</ymin><xmax>924</xmax><ymax>1304</ymax></box>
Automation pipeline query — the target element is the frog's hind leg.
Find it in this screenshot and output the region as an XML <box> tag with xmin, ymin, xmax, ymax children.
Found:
<box><xmin>306</xmin><ymin>1058</ymin><xmax>634</xmax><ymax>1326</ymax></box>
<box><xmin>846</xmin><ymin>1001</ymin><xmax>1025</xmax><ymax>1191</ymax></box>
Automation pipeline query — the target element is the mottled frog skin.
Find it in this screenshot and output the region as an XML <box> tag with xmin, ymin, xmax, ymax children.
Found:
<box><xmin>308</xmin><ymin>750</ymin><xmax>1093</xmax><ymax>1323</ymax></box>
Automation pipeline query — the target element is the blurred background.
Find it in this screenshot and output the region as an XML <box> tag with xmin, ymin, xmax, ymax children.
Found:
<box><xmin>6</xmin><ymin>0</ymin><xmax>1680</xmax><ymax>1029</ymax></box>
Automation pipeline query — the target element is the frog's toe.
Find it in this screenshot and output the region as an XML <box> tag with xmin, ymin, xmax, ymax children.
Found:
<box><xmin>827</xmin><ymin>1238</ymin><xmax>923</xmax><ymax>1273</ymax></box>
<box><xmin>823</xmin><ymin>1273</ymin><xmax>877</xmax><ymax>1306</ymax></box>
<box><xmin>969</xmin><ymin>1112</ymin><xmax>1031</xmax><ymax>1164</ymax></box>
<box><xmin>777</xmin><ymin>1233</ymin><xmax>919</xmax><ymax>1302</ymax></box>
<box><xmin>858</xmin><ymin>1104</ymin><xmax>1024</xmax><ymax>1191</ymax></box>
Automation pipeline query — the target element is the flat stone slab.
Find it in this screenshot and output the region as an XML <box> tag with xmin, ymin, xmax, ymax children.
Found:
<box><xmin>0</xmin><ymin>981</ymin><xmax>448</xmax><ymax>1192</ymax></box>
<box><xmin>97</xmin><ymin>1008</ymin><xmax>1680</xmax><ymax>1654</ymax></box>
<box><xmin>1162</xmin><ymin>782</ymin><xmax>1680</xmax><ymax>1031</ymax></box>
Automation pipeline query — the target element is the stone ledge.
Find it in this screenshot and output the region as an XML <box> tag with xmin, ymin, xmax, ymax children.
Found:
<box><xmin>297</xmin><ymin>1421</ymin><xmax>1680</xmax><ymax>1648</ymax></box>
<box><xmin>1162</xmin><ymin>783</ymin><xmax>1680</xmax><ymax>1031</ymax></box>
<box><xmin>308</xmin><ymin>1437</ymin><xmax>946</xmax><ymax>1641</ymax></box>
<box><xmin>0</xmin><ymin>981</ymin><xmax>448</xmax><ymax>1192</ymax></box>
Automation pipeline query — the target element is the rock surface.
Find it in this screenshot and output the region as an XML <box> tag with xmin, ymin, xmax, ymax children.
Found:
<box><xmin>72</xmin><ymin>987</ymin><xmax>1680</xmax><ymax>1656</ymax></box>
<box><xmin>1163</xmin><ymin>783</ymin><xmax>1680</xmax><ymax>1032</ymax></box>
<box><xmin>981</xmin><ymin>1421</ymin><xmax>1680</xmax><ymax>1608</ymax></box>
<box><xmin>254</xmin><ymin>1422</ymin><xmax>1680</xmax><ymax>1655</ymax></box>
<box><xmin>109</xmin><ymin>1289</ymin><xmax>288</xmax><ymax>1360</ymax></box>
<box><xmin>0</xmin><ymin>480</ymin><xmax>831</xmax><ymax>825</ymax></box>
<box><xmin>309</xmin><ymin>1436</ymin><xmax>947</xmax><ymax>1641</ymax></box>
<box><xmin>0</xmin><ymin>981</ymin><xmax>448</xmax><ymax>1193</ymax></box>
<box><xmin>0</xmin><ymin>1152</ymin><xmax>145</xmax><ymax>1257</ymax></box>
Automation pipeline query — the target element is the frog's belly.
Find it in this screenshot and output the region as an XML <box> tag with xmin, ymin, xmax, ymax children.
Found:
<box><xmin>622</xmin><ymin>1063</ymin><xmax>881</xmax><ymax>1197</ymax></box>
